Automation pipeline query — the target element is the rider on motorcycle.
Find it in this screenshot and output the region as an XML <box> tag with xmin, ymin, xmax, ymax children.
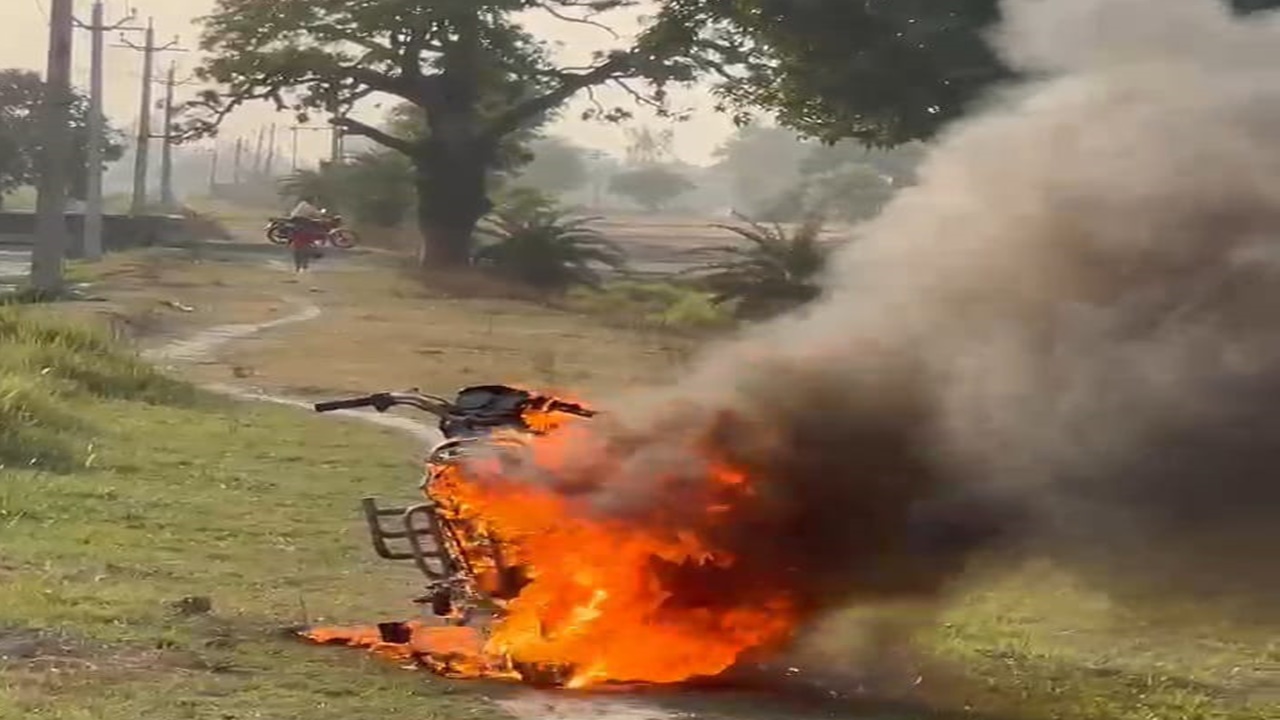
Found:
<box><xmin>290</xmin><ymin>196</ymin><xmax>327</xmax><ymax>228</ymax></box>
<box><xmin>288</xmin><ymin>196</ymin><xmax>327</xmax><ymax>272</ymax></box>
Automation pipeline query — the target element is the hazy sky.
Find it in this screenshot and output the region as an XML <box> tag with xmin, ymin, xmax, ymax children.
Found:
<box><xmin>4</xmin><ymin>0</ymin><xmax>739</xmax><ymax>166</ymax></box>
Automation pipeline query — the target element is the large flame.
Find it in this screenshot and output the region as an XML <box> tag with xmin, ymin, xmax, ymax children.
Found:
<box><xmin>305</xmin><ymin>393</ymin><xmax>798</xmax><ymax>687</ymax></box>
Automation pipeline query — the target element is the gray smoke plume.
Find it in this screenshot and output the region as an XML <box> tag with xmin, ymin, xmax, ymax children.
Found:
<box><xmin>502</xmin><ymin>0</ymin><xmax>1280</xmax><ymax>643</ymax></box>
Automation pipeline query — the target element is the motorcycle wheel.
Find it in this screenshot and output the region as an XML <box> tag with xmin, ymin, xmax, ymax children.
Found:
<box><xmin>329</xmin><ymin>228</ymin><xmax>357</xmax><ymax>248</ymax></box>
<box><xmin>266</xmin><ymin>223</ymin><xmax>290</xmax><ymax>245</ymax></box>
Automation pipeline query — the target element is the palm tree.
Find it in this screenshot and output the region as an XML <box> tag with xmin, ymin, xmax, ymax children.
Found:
<box><xmin>689</xmin><ymin>213</ymin><xmax>830</xmax><ymax>319</ymax></box>
<box><xmin>473</xmin><ymin>201</ymin><xmax>627</xmax><ymax>291</ymax></box>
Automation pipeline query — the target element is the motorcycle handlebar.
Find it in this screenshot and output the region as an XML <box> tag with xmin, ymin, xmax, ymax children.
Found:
<box><xmin>313</xmin><ymin>389</ymin><xmax>599</xmax><ymax>421</ymax></box>
<box><xmin>314</xmin><ymin>396</ymin><xmax>379</xmax><ymax>412</ymax></box>
<box><xmin>313</xmin><ymin>391</ymin><xmax>453</xmax><ymax>416</ymax></box>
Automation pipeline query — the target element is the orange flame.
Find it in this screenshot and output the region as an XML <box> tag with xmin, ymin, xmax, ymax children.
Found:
<box><xmin>305</xmin><ymin>391</ymin><xmax>797</xmax><ymax>687</ymax></box>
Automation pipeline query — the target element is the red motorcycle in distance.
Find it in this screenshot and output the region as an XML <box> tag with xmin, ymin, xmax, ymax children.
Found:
<box><xmin>265</xmin><ymin>213</ymin><xmax>358</xmax><ymax>248</ymax></box>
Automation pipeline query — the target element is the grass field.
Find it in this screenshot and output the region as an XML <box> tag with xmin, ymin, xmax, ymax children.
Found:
<box><xmin>5</xmin><ymin>242</ymin><xmax>1278</xmax><ymax>720</ymax></box>
<box><xmin>798</xmin><ymin>569</ymin><xmax>1279</xmax><ymax>720</ymax></box>
<box><xmin>0</xmin><ymin>306</ymin><xmax>510</xmax><ymax>719</ymax></box>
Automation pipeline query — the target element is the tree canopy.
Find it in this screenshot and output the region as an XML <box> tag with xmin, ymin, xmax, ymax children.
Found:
<box><xmin>0</xmin><ymin>69</ymin><xmax>124</xmax><ymax>207</ymax></box>
<box><xmin>655</xmin><ymin>0</ymin><xmax>1280</xmax><ymax>146</ymax></box>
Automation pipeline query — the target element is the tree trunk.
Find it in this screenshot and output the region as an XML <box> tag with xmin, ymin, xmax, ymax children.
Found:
<box><xmin>412</xmin><ymin>152</ymin><xmax>491</xmax><ymax>268</ymax></box>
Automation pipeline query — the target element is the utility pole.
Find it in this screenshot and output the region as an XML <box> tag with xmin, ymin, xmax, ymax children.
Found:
<box><xmin>208</xmin><ymin>145</ymin><xmax>219</xmax><ymax>195</ymax></box>
<box><xmin>233</xmin><ymin>138</ymin><xmax>243</xmax><ymax>184</ymax></box>
<box><xmin>30</xmin><ymin>0</ymin><xmax>75</xmax><ymax>292</ymax></box>
<box><xmin>159</xmin><ymin>63</ymin><xmax>176</xmax><ymax>209</ymax></box>
<box><xmin>329</xmin><ymin>112</ymin><xmax>346</xmax><ymax>164</ymax></box>
<box><xmin>74</xmin><ymin>1</ymin><xmax>141</xmax><ymax>261</ymax></box>
<box><xmin>155</xmin><ymin>63</ymin><xmax>192</xmax><ymax>211</ymax></box>
<box><xmin>252</xmin><ymin>127</ymin><xmax>265</xmax><ymax>175</ymax></box>
<box><xmin>265</xmin><ymin>124</ymin><xmax>277</xmax><ymax>177</ymax></box>
<box><xmin>331</xmin><ymin>125</ymin><xmax>345</xmax><ymax>164</ymax></box>
<box><xmin>115</xmin><ymin>20</ymin><xmax>184</xmax><ymax>216</ymax></box>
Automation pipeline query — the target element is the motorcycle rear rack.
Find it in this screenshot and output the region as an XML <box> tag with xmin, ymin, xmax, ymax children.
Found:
<box><xmin>360</xmin><ymin>497</ymin><xmax>459</xmax><ymax>581</ymax></box>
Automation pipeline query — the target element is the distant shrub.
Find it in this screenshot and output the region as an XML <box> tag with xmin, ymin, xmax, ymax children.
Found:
<box><xmin>688</xmin><ymin>213</ymin><xmax>831</xmax><ymax>320</ymax></box>
<box><xmin>566</xmin><ymin>280</ymin><xmax>734</xmax><ymax>333</ymax></box>
<box><xmin>474</xmin><ymin>201</ymin><xmax>626</xmax><ymax>291</ymax></box>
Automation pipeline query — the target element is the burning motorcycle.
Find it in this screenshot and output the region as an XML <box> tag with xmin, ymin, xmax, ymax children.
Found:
<box><xmin>265</xmin><ymin>213</ymin><xmax>357</xmax><ymax>248</ymax></box>
<box><xmin>311</xmin><ymin>384</ymin><xmax>596</xmax><ymax>684</ymax></box>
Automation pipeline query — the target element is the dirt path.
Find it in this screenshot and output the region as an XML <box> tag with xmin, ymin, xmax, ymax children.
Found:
<box><xmin>145</xmin><ymin>296</ymin><xmax>438</xmax><ymax>442</ymax></box>
<box><xmin>142</xmin><ymin>299</ymin><xmax>321</xmax><ymax>364</ymax></box>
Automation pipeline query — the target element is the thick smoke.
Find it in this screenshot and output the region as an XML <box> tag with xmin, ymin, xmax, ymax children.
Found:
<box><xmin>514</xmin><ymin>0</ymin><xmax>1280</xmax><ymax>643</ymax></box>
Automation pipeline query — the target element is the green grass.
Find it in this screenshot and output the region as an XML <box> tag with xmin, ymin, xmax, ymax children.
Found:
<box><xmin>0</xmin><ymin>306</ymin><xmax>192</xmax><ymax>471</ymax></box>
<box><xmin>565</xmin><ymin>280</ymin><xmax>733</xmax><ymax>332</ymax></box>
<box><xmin>0</xmin><ymin>310</ymin><xmax>511</xmax><ymax>719</ymax></box>
<box><xmin>805</xmin><ymin>566</ymin><xmax>1278</xmax><ymax>720</ymax></box>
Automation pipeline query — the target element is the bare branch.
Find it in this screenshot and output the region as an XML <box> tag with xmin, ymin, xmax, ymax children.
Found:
<box><xmin>610</xmin><ymin>78</ymin><xmax>664</xmax><ymax>111</ymax></box>
<box><xmin>331</xmin><ymin>116</ymin><xmax>416</xmax><ymax>156</ymax></box>
<box><xmin>583</xmin><ymin>86</ymin><xmax>608</xmax><ymax>115</ymax></box>
<box><xmin>481</xmin><ymin>51</ymin><xmax>635</xmax><ymax>143</ymax></box>
<box><xmin>539</xmin><ymin>4</ymin><xmax>619</xmax><ymax>39</ymax></box>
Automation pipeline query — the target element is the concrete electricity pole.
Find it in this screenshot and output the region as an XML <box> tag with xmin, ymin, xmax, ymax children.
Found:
<box><xmin>159</xmin><ymin>64</ymin><xmax>176</xmax><ymax>209</ymax></box>
<box><xmin>208</xmin><ymin>145</ymin><xmax>219</xmax><ymax>195</ymax></box>
<box><xmin>116</xmin><ymin>20</ymin><xmax>183</xmax><ymax>216</ymax></box>
<box><xmin>252</xmin><ymin>126</ymin><xmax>265</xmax><ymax>175</ymax></box>
<box><xmin>75</xmin><ymin>1</ymin><xmax>142</xmax><ymax>260</ymax></box>
<box><xmin>329</xmin><ymin>113</ymin><xmax>345</xmax><ymax>165</ymax></box>
<box><xmin>30</xmin><ymin>0</ymin><xmax>76</xmax><ymax>292</ymax></box>
<box><xmin>264</xmin><ymin>124</ymin><xmax>277</xmax><ymax>177</ymax></box>
<box><xmin>156</xmin><ymin>62</ymin><xmax>192</xmax><ymax>211</ymax></box>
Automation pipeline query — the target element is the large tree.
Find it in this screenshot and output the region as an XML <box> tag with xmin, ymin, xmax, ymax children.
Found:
<box><xmin>656</xmin><ymin>0</ymin><xmax>1280</xmax><ymax>146</ymax></box>
<box><xmin>0</xmin><ymin>69</ymin><xmax>124</xmax><ymax>208</ymax></box>
<box><xmin>188</xmin><ymin>0</ymin><xmax>695</xmax><ymax>265</ymax></box>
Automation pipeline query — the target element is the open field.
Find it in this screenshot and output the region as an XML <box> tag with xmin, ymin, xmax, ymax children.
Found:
<box><xmin>2</xmin><ymin>230</ymin><xmax>1277</xmax><ymax>720</ymax></box>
